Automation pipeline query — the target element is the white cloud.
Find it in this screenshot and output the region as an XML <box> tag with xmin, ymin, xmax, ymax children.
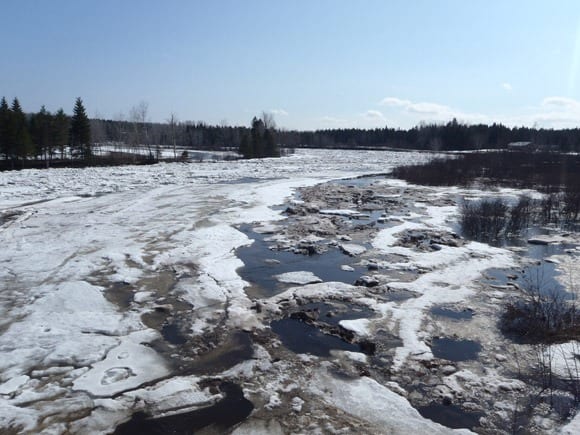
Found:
<box><xmin>520</xmin><ymin>96</ymin><xmax>580</xmax><ymax>128</ymax></box>
<box><xmin>271</xmin><ymin>109</ymin><xmax>289</xmax><ymax>116</ymax></box>
<box><xmin>363</xmin><ymin>109</ymin><xmax>386</xmax><ymax>120</ymax></box>
<box><xmin>484</xmin><ymin>96</ymin><xmax>580</xmax><ymax>128</ymax></box>
<box><xmin>501</xmin><ymin>82</ymin><xmax>513</xmax><ymax>91</ymax></box>
<box><xmin>379</xmin><ymin>96</ymin><xmax>487</xmax><ymax>124</ymax></box>
<box><xmin>379</xmin><ymin>97</ymin><xmax>411</xmax><ymax>108</ymax></box>
<box><xmin>541</xmin><ymin>96</ymin><xmax>580</xmax><ymax>109</ymax></box>
<box><xmin>320</xmin><ymin>96</ymin><xmax>580</xmax><ymax>130</ymax></box>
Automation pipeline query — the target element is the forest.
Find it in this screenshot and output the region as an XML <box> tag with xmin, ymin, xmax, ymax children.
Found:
<box><xmin>3</xmin><ymin>96</ymin><xmax>580</xmax><ymax>171</ymax></box>
<box><xmin>91</xmin><ymin>117</ymin><xmax>580</xmax><ymax>153</ymax></box>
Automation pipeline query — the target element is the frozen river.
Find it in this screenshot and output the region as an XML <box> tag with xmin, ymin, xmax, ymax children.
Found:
<box><xmin>0</xmin><ymin>149</ymin><xmax>578</xmax><ymax>434</ymax></box>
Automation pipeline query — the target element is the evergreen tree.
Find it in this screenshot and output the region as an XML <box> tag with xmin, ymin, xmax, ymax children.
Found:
<box><xmin>0</xmin><ymin>97</ymin><xmax>10</xmax><ymax>160</ymax></box>
<box><xmin>238</xmin><ymin>115</ymin><xmax>281</xmax><ymax>159</ymax></box>
<box><xmin>264</xmin><ymin>128</ymin><xmax>280</xmax><ymax>157</ymax></box>
<box><xmin>70</xmin><ymin>97</ymin><xmax>91</xmax><ymax>160</ymax></box>
<box><xmin>52</xmin><ymin>109</ymin><xmax>69</xmax><ymax>159</ymax></box>
<box><xmin>11</xmin><ymin>98</ymin><xmax>32</xmax><ymax>160</ymax></box>
<box><xmin>239</xmin><ymin>132</ymin><xmax>253</xmax><ymax>158</ymax></box>
<box><xmin>251</xmin><ymin>117</ymin><xmax>265</xmax><ymax>157</ymax></box>
<box><xmin>31</xmin><ymin>105</ymin><xmax>53</xmax><ymax>160</ymax></box>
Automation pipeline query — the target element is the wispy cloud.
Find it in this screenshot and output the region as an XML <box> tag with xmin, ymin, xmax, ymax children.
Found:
<box><xmin>501</xmin><ymin>82</ymin><xmax>513</xmax><ymax>91</ymax></box>
<box><xmin>525</xmin><ymin>96</ymin><xmax>580</xmax><ymax>127</ymax></box>
<box><xmin>541</xmin><ymin>96</ymin><xmax>580</xmax><ymax>109</ymax></box>
<box><xmin>271</xmin><ymin>108</ymin><xmax>289</xmax><ymax>116</ymax></box>
<box><xmin>379</xmin><ymin>97</ymin><xmax>487</xmax><ymax>123</ymax></box>
<box><xmin>362</xmin><ymin>109</ymin><xmax>386</xmax><ymax>120</ymax></box>
<box><xmin>318</xmin><ymin>96</ymin><xmax>580</xmax><ymax>130</ymax></box>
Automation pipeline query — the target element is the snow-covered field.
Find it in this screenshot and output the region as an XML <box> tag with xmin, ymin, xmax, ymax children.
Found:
<box><xmin>0</xmin><ymin>149</ymin><xmax>578</xmax><ymax>434</ymax></box>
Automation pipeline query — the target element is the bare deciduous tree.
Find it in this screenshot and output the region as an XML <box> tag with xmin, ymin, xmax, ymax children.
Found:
<box><xmin>167</xmin><ymin>112</ymin><xmax>179</xmax><ymax>160</ymax></box>
<box><xmin>130</xmin><ymin>101</ymin><xmax>151</xmax><ymax>156</ymax></box>
<box><xmin>261</xmin><ymin>111</ymin><xmax>276</xmax><ymax>130</ymax></box>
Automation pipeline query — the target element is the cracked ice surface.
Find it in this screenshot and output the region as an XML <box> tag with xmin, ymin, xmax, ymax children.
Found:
<box><xmin>0</xmin><ymin>149</ymin><xmax>430</xmax><ymax>433</ymax></box>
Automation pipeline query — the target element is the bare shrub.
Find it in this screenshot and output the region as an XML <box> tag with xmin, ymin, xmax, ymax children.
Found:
<box><xmin>501</xmin><ymin>269</ymin><xmax>580</xmax><ymax>344</ymax></box>
<box><xmin>506</xmin><ymin>195</ymin><xmax>533</xmax><ymax>235</ymax></box>
<box><xmin>461</xmin><ymin>198</ymin><xmax>508</xmax><ymax>241</ymax></box>
<box><xmin>563</xmin><ymin>189</ymin><xmax>580</xmax><ymax>224</ymax></box>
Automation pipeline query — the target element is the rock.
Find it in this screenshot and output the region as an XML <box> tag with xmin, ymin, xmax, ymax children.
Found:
<box><xmin>290</xmin><ymin>309</ymin><xmax>319</xmax><ymax>322</ymax></box>
<box><xmin>358</xmin><ymin>339</ymin><xmax>376</xmax><ymax>355</ymax></box>
<box><xmin>354</xmin><ymin>275</ymin><xmax>379</xmax><ymax>287</ymax></box>
<box><xmin>294</xmin><ymin>242</ymin><xmax>325</xmax><ymax>255</ymax></box>
<box><xmin>291</xmin><ymin>396</ymin><xmax>304</xmax><ymax>412</ymax></box>
<box><xmin>367</xmin><ymin>262</ymin><xmax>379</xmax><ymax>271</ymax></box>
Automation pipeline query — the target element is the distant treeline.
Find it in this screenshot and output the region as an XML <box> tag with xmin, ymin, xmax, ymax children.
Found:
<box><xmin>284</xmin><ymin>119</ymin><xmax>580</xmax><ymax>151</ymax></box>
<box><xmin>92</xmin><ymin>118</ymin><xmax>580</xmax><ymax>152</ymax></box>
<box><xmin>4</xmin><ymin>93</ymin><xmax>580</xmax><ymax>170</ymax></box>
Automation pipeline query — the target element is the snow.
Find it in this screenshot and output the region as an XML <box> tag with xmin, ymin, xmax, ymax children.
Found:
<box><xmin>310</xmin><ymin>366</ymin><xmax>473</xmax><ymax>434</ymax></box>
<box><xmin>370</xmin><ymin>198</ymin><xmax>517</xmax><ymax>369</ymax></box>
<box><xmin>561</xmin><ymin>412</ymin><xmax>580</xmax><ymax>434</ymax></box>
<box><xmin>0</xmin><ymin>149</ymin><xmax>432</xmax><ymax>432</ymax></box>
<box><xmin>274</xmin><ymin>271</ymin><xmax>323</xmax><ymax>285</ymax></box>
<box><xmin>339</xmin><ymin>318</ymin><xmax>372</xmax><ymax>337</ymax></box>
<box><xmin>340</xmin><ymin>243</ymin><xmax>367</xmax><ymax>256</ymax></box>
<box><xmin>3</xmin><ymin>148</ymin><xmax>574</xmax><ymax>433</ymax></box>
<box><xmin>72</xmin><ymin>330</ymin><xmax>170</xmax><ymax>397</ymax></box>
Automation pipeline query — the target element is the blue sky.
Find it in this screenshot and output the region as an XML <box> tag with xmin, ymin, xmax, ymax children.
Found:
<box><xmin>2</xmin><ymin>0</ymin><xmax>580</xmax><ymax>129</ymax></box>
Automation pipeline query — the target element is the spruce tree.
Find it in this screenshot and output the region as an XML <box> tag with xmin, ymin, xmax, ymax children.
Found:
<box><xmin>251</xmin><ymin>117</ymin><xmax>265</xmax><ymax>157</ymax></box>
<box><xmin>239</xmin><ymin>132</ymin><xmax>253</xmax><ymax>159</ymax></box>
<box><xmin>0</xmin><ymin>97</ymin><xmax>10</xmax><ymax>160</ymax></box>
<box><xmin>70</xmin><ymin>97</ymin><xmax>91</xmax><ymax>160</ymax></box>
<box><xmin>264</xmin><ymin>128</ymin><xmax>280</xmax><ymax>157</ymax></box>
<box><xmin>52</xmin><ymin>109</ymin><xmax>69</xmax><ymax>159</ymax></box>
<box><xmin>31</xmin><ymin>105</ymin><xmax>53</xmax><ymax>160</ymax></box>
<box><xmin>11</xmin><ymin>98</ymin><xmax>32</xmax><ymax>161</ymax></box>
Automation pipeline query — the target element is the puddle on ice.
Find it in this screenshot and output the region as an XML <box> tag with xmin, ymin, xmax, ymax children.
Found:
<box><xmin>237</xmin><ymin>225</ymin><xmax>365</xmax><ymax>298</ymax></box>
<box><xmin>104</xmin><ymin>281</ymin><xmax>134</xmax><ymax>310</ymax></box>
<box><xmin>187</xmin><ymin>331</ymin><xmax>254</xmax><ymax>375</ymax></box>
<box><xmin>271</xmin><ymin>318</ymin><xmax>362</xmax><ymax>357</ymax></box>
<box><xmin>469</xmin><ymin>224</ymin><xmax>577</xmax><ymax>299</ymax></box>
<box><xmin>431</xmin><ymin>306</ymin><xmax>474</xmax><ymax>321</ymax></box>
<box><xmin>114</xmin><ymin>381</ymin><xmax>253</xmax><ymax>435</ymax></box>
<box><xmin>161</xmin><ymin>322</ymin><xmax>187</xmax><ymax>345</ymax></box>
<box><xmin>431</xmin><ymin>337</ymin><xmax>481</xmax><ymax>361</ymax></box>
<box><xmin>417</xmin><ymin>403</ymin><xmax>483</xmax><ymax>431</ymax></box>
<box><xmin>298</xmin><ymin>302</ymin><xmax>375</xmax><ymax>327</ymax></box>
<box><xmin>483</xmin><ymin>259</ymin><xmax>572</xmax><ymax>300</ymax></box>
